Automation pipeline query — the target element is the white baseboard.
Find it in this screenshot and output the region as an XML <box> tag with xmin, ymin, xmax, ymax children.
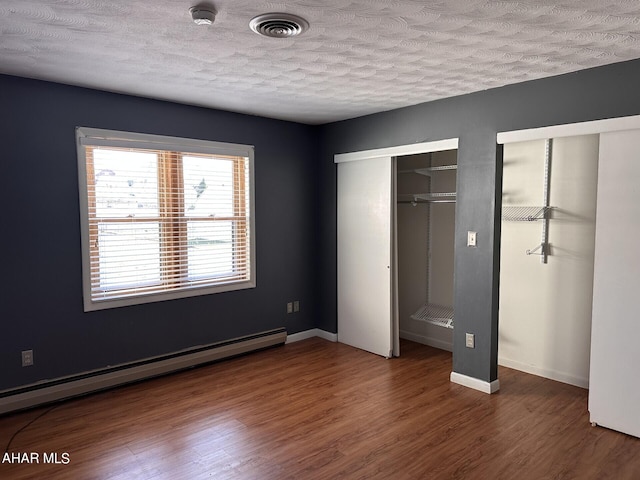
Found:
<box><xmin>0</xmin><ymin>329</ymin><xmax>287</xmax><ymax>415</ymax></box>
<box><xmin>450</xmin><ymin>372</ymin><xmax>500</xmax><ymax>394</ymax></box>
<box><xmin>498</xmin><ymin>356</ymin><xmax>589</xmax><ymax>389</ymax></box>
<box><xmin>286</xmin><ymin>329</ymin><xmax>338</xmax><ymax>344</ymax></box>
<box><xmin>399</xmin><ymin>330</ymin><xmax>453</xmax><ymax>352</ymax></box>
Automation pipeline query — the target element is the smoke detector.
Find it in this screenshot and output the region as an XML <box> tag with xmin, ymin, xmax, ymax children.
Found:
<box><xmin>190</xmin><ymin>6</ymin><xmax>217</xmax><ymax>26</ymax></box>
<box><xmin>249</xmin><ymin>13</ymin><xmax>309</xmax><ymax>38</ymax></box>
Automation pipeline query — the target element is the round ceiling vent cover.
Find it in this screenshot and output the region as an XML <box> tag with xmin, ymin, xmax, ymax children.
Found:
<box><xmin>249</xmin><ymin>13</ymin><xmax>309</xmax><ymax>38</ymax></box>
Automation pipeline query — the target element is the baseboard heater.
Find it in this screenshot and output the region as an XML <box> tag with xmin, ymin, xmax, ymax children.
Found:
<box><xmin>0</xmin><ymin>327</ymin><xmax>287</xmax><ymax>415</ymax></box>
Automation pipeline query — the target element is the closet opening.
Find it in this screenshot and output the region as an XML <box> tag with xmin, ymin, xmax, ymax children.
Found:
<box><xmin>335</xmin><ymin>138</ymin><xmax>458</xmax><ymax>360</ymax></box>
<box><xmin>498</xmin><ymin>135</ymin><xmax>599</xmax><ymax>389</ymax></box>
<box><xmin>396</xmin><ymin>149</ymin><xmax>457</xmax><ymax>353</ymax></box>
<box><xmin>497</xmin><ymin>115</ymin><xmax>640</xmax><ymax>438</ymax></box>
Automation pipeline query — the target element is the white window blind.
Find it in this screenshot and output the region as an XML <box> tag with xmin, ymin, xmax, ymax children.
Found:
<box><xmin>76</xmin><ymin>127</ymin><xmax>255</xmax><ymax>311</ymax></box>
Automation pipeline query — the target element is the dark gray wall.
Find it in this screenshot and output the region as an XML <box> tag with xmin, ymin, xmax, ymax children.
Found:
<box><xmin>4</xmin><ymin>57</ymin><xmax>640</xmax><ymax>393</ymax></box>
<box><xmin>0</xmin><ymin>75</ymin><xmax>319</xmax><ymax>392</ymax></box>
<box><xmin>319</xmin><ymin>58</ymin><xmax>640</xmax><ymax>383</ymax></box>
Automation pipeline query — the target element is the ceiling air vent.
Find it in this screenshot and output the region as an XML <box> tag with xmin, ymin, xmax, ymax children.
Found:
<box><xmin>249</xmin><ymin>13</ymin><xmax>309</xmax><ymax>38</ymax></box>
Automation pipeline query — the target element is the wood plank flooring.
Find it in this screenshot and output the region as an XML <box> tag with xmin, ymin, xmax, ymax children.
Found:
<box><xmin>1</xmin><ymin>338</ymin><xmax>639</xmax><ymax>479</ymax></box>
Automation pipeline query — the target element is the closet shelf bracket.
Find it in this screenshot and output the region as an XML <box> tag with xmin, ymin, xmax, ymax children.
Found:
<box><xmin>502</xmin><ymin>138</ymin><xmax>553</xmax><ymax>263</ymax></box>
<box><xmin>526</xmin><ymin>243</ymin><xmax>546</xmax><ymax>256</ymax></box>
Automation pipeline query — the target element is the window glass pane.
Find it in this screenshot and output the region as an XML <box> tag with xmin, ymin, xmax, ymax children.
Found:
<box><xmin>183</xmin><ymin>156</ymin><xmax>234</xmax><ymax>217</ymax></box>
<box><xmin>97</xmin><ymin>222</ymin><xmax>160</xmax><ymax>289</ymax></box>
<box><xmin>187</xmin><ymin>221</ymin><xmax>233</xmax><ymax>279</ymax></box>
<box><xmin>93</xmin><ymin>148</ymin><xmax>159</xmax><ymax>218</ymax></box>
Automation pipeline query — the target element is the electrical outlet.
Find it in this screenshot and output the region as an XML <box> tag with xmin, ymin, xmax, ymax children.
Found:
<box><xmin>467</xmin><ymin>231</ymin><xmax>477</xmax><ymax>247</ymax></box>
<box><xmin>22</xmin><ymin>350</ymin><xmax>34</xmax><ymax>367</ymax></box>
<box><xmin>465</xmin><ymin>333</ymin><xmax>475</xmax><ymax>349</ymax></box>
<box><xmin>293</xmin><ymin>300</ymin><xmax>300</xmax><ymax>312</ymax></box>
<box><xmin>287</xmin><ymin>302</ymin><xmax>293</xmax><ymax>314</ymax></box>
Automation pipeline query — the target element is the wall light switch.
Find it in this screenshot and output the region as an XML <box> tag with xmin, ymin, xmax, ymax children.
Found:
<box><xmin>467</xmin><ymin>231</ymin><xmax>477</xmax><ymax>247</ymax></box>
<box><xmin>287</xmin><ymin>302</ymin><xmax>293</xmax><ymax>314</ymax></box>
<box><xmin>465</xmin><ymin>333</ymin><xmax>475</xmax><ymax>349</ymax></box>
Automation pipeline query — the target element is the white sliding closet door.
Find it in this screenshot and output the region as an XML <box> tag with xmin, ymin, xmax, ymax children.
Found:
<box><xmin>337</xmin><ymin>156</ymin><xmax>394</xmax><ymax>358</ymax></box>
<box><xmin>589</xmin><ymin>129</ymin><xmax>640</xmax><ymax>438</ymax></box>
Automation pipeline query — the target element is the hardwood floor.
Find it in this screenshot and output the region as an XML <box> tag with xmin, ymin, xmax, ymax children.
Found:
<box><xmin>1</xmin><ymin>338</ymin><xmax>639</xmax><ymax>479</ymax></box>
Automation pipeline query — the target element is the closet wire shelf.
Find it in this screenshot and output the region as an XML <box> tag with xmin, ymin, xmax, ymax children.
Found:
<box><xmin>502</xmin><ymin>206</ymin><xmax>552</xmax><ymax>222</ymax></box>
<box><xmin>410</xmin><ymin>303</ymin><xmax>454</xmax><ymax>329</ymax></box>
<box><xmin>398</xmin><ymin>192</ymin><xmax>456</xmax><ymax>204</ymax></box>
<box><xmin>398</xmin><ymin>165</ymin><xmax>458</xmax><ymax>176</ymax></box>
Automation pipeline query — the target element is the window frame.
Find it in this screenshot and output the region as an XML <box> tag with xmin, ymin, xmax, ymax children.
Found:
<box><xmin>76</xmin><ymin>127</ymin><xmax>256</xmax><ymax>312</ymax></box>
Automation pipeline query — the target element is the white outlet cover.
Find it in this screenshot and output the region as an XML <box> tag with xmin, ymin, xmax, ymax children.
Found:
<box><xmin>21</xmin><ymin>350</ymin><xmax>34</xmax><ymax>366</ymax></box>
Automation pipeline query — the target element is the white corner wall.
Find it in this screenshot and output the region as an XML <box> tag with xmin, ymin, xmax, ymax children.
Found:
<box><xmin>498</xmin><ymin>135</ymin><xmax>599</xmax><ymax>388</ymax></box>
<box><xmin>397</xmin><ymin>154</ymin><xmax>432</xmax><ymax>346</ymax></box>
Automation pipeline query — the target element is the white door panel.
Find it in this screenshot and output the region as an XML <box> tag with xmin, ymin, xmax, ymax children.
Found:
<box><xmin>337</xmin><ymin>157</ymin><xmax>393</xmax><ymax>357</ymax></box>
<box><xmin>589</xmin><ymin>130</ymin><xmax>640</xmax><ymax>438</ymax></box>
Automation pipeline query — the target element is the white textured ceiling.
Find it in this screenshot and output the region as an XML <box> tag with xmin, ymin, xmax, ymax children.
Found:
<box><xmin>2</xmin><ymin>1</ymin><xmax>640</xmax><ymax>124</ymax></box>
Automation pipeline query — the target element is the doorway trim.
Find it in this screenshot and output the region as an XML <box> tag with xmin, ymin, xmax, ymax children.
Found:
<box><xmin>334</xmin><ymin>138</ymin><xmax>459</xmax><ymax>164</ymax></box>
<box><xmin>496</xmin><ymin>113</ymin><xmax>640</xmax><ymax>391</ymax></box>
<box><xmin>497</xmin><ymin>114</ymin><xmax>640</xmax><ymax>144</ymax></box>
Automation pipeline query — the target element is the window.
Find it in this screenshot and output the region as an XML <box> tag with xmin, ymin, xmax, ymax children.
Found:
<box><xmin>76</xmin><ymin>127</ymin><xmax>255</xmax><ymax>311</ymax></box>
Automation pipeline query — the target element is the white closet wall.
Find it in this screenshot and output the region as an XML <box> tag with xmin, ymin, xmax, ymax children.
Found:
<box><xmin>429</xmin><ymin>151</ymin><xmax>456</xmax><ymax>309</ymax></box>
<box><xmin>398</xmin><ymin>150</ymin><xmax>456</xmax><ymax>351</ymax></box>
<box><xmin>499</xmin><ymin>135</ymin><xmax>599</xmax><ymax>388</ymax></box>
<box><xmin>397</xmin><ymin>154</ymin><xmax>430</xmax><ymax>344</ymax></box>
